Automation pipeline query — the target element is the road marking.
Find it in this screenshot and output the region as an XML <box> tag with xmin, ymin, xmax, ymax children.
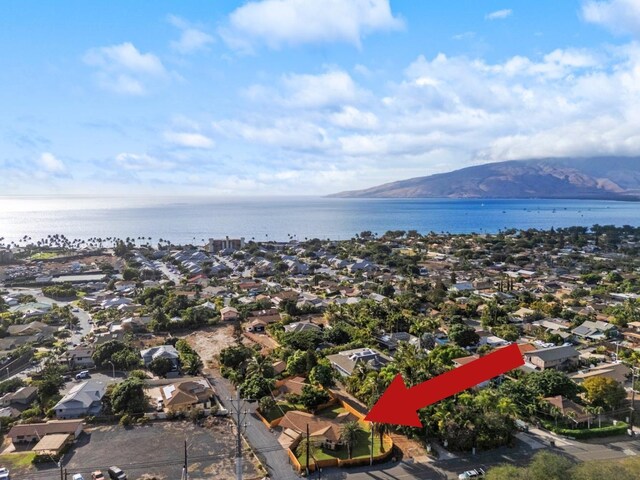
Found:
<box><xmin>623</xmin><ymin>448</ymin><xmax>636</xmax><ymax>456</ymax></box>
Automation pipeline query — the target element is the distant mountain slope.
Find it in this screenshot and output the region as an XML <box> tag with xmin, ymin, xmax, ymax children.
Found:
<box><xmin>330</xmin><ymin>157</ymin><xmax>640</xmax><ymax>200</ymax></box>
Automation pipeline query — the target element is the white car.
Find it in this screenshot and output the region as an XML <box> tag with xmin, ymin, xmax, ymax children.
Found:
<box><xmin>458</xmin><ymin>469</ymin><xmax>485</xmax><ymax>479</ymax></box>
<box><xmin>73</xmin><ymin>475</ymin><xmax>84</xmax><ymax>480</ymax></box>
<box><xmin>0</xmin><ymin>467</ymin><xmax>10</xmax><ymax>480</ymax></box>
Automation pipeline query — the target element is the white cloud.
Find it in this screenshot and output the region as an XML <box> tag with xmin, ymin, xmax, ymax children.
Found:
<box><xmin>582</xmin><ymin>0</ymin><xmax>640</xmax><ymax>36</ymax></box>
<box><xmin>213</xmin><ymin>118</ymin><xmax>332</xmax><ymax>151</ymax></box>
<box><xmin>208</xmin><ymin>42</ymin><xmax>640</xmax><ymax>193</ymax></box>
<box><xmin>221</xmin><ymin>0</ymin><xmax>403</xmax><ymax>51</ymax></box>
<box><xmin>115</xmin><ymin>153</ymin><xmax>176</xmax><ymax>171</ymax></box>
<box><xmin>245</xmin><ymin>70</ymin><xmax>365</xmax><ymax>109</ymax></box>
<box><xmin>485</xmin><ymin>9</ymin><xmax>513</xmax><ymax>20</ymax></box>
<box><xmin>39</xmin><ymin>152</ymin><xmax>66</xmax><ymax>173</ymax></box>
<box><xmin>83</xmin><ymin>43</ymin><xmax>166</xmax><ymax>95</ymax></box>
<box><xmin>164</xmin><ymin>132</ymin><xmax>215</xmax><ymax>149</ymax></box>
<box><xmin>168</xmin><ymin>15</ymin><xmax>214</xmax><ymax>54</ymax></box>
<box><xmin>329</xmin><ymin>106</ymin><xmax>379</xmax><ymax>129</ymax></box>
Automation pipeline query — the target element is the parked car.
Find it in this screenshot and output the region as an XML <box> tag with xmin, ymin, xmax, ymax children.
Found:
<box><xmin>0</xmin><ymin>467</ymin><xmax>9</xmax><ymax>480</ymax></box>
<box><xmin>72</xmin><ymin>474</ymin><xmax>84</xmax><ymax>480</ymax></box>
<box><xmin>458</xmin><ymin>468</ymin><xmax>485</xmax><ymax>479</ymax></box>
<box><xmin>91</xmin><ymin>472</ymin><xmax>104</xmax><ymax>480</ymax></box>
<box><xmin>76</xmin><ymin>370</ymin><xmax>90</xmax><ymax>380</ymax></box>
<box><xmin>107</xmin><ymin>466</ymin><xmax>127</xmax><ymax>480</ymax></box>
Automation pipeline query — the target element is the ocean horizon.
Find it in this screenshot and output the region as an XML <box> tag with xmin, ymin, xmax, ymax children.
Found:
<box><xmin>1</xmin><ymin>195</ymin><xmax>640</xmax><ymax>244</ymax></box>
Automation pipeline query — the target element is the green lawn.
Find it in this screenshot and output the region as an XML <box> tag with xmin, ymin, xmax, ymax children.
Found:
<box><xmin>260</xmin><ymin>402</ymin><xmax>305</xmax><ymax>423</ymax></box>
<box><xmin>316</xmin><ymin>405</ymin><xmax>347</xmax><ymax>420</ymax></box>
<box><xmin>0</xmin><ymin>452</ymin><xmax>37</xmax><ymax>471</ymax></box>
<box><xmin>297</xmin><ymin>422</ymin><xmax>388</xmax><ymax>466</ymax></box>
<box><xmin>30</xmin><ymin>252</ymin><xmax>61</xmax><ymax>260</ymax></box>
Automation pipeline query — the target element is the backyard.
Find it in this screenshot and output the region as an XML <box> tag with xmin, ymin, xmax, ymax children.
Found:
<box><xmin>260</xmin><ymin>401</ymin><xmax>304</xmax><ymax>423</ymax></box>
<box><xmin>295</xmin><ymin>406</ymin><xmax>391</xmax><ymax>467</ymax></box>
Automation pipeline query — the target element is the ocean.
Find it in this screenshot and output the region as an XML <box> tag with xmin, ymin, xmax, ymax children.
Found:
<box><xmin>1</xmin><ymin>195</ymin><xmax>639</xmax><ymax>244</ymax></box>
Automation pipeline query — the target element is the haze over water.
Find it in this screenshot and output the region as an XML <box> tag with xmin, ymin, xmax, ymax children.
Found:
<box><xmin>1</xmin><ymin>196</ymin><xmax>639</xmax><ymax>244</ymax></box>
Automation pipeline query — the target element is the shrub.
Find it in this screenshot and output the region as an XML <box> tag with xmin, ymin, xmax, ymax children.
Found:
<box><xmin>543</xmin><ymin>420</ymin><xmax>629</xmax><ymax>439</ymax></box>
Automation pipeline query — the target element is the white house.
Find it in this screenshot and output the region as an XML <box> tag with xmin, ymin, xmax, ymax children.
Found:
<box><xmin>54</xmin><ymin>381</ymin><xmax>106</xmax><ymax>419</ymax></box>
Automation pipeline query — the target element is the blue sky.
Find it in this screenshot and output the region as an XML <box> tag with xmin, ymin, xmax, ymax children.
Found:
<box><xmin>1</xmin><ymin>0</ymin><xmax>640</xmax><ymax>195</ymax></box>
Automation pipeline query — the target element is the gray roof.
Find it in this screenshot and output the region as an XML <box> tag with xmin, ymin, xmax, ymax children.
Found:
<box><xmin>525</xmin><ymin>345</ymin><xmax>579</xmax><ymax>362</ymax></box>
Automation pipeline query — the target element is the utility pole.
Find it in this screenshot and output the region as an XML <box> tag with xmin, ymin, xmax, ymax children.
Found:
<box><xmin>59</xmin><ymin>461</ymin><xmax>63</xmax><ymax>480</ymax></box>
<box><xmin>182</xmin><ymin>438</ymin><xmax>188</xmax><ymax>480</ymax></box>
<box><xmin>229</xmin><ymin>389</ymin><xmax>248</xmax><ymax>480</ymax></box>
<box><xmin>306</xmin><ymin>424</ymin><xmax>310</xmax><ymax>477</ymax></box>
<box><xmin>369</xmin><ymin>422</ymin><xmax>374</xmax><ymax>466</ymax></box>
<box><xmin>630</xmin><ymin>368</ymin><xmax>637</xmax><ymax>436</ymax></box>
<box><xmin>64</xmin><ymin>469</ymin><xmax>68</xmax><ymax>480</ymax></box>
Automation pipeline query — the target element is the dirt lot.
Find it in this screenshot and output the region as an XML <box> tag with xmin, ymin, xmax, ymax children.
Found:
<box><xmin>63</xmin><ymin>420</ymin><xmax>261</xmax><ymax>480</ymax></box>
<box><xmin>183</xmin><ymin>323</ymin><xmax>239</xmax><ymax>368</ymax></box>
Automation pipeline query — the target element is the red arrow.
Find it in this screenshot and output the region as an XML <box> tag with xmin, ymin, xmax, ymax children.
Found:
<box><xmin>364</xmin><ymin>343</ymin><xmax>524</xmax><ymax>427</ymax></box>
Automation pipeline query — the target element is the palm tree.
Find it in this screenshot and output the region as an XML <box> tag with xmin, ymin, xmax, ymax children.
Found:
<box><xmin>373</xmin><ymin>423</ymin><xmax>389</xmax><ymax>452</ymax></box>
<box><xmin>341</xmin><ymin>421</ymin><xmax>363</xmax><ymax>459</ymax></box>
<box><xmin>550</xmin><ymin>406</ymin><xmax>562</xmax><ymax>427</ymax></box>
<box><xmin>246</xmin><ymin>355</ymin><xmax>272</xmax><ymax>378</ymax></box>
<box><xmin>496</xmin><ymin>397</ymin><xmax>518</xmax><ymax>418</ymax></box>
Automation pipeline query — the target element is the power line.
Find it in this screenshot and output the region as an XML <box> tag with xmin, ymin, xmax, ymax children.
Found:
<box><xmin>7</xmin><ymin>443</ymin><xmax>287</xmax><ymax>480</ymax></box>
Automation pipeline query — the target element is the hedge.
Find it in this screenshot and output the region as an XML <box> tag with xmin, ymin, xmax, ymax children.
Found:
<box><xmin>543</xmin><ymin>420</ymin><xmax>629</xmax><ymax>439</ymax></box>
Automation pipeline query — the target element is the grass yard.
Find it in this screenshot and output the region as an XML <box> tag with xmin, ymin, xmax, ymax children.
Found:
<box><xmin>0</xmin><ymin>452</ymin><xmax>37</xmax><ymax>472</ymax></box>
<box><xmin>317</xmin><ymin>405</ymin><xmax>348</xmax><ymax>419</ymax></box>
<box><xmin>30</xmin><ymin>252</ymin><xmax>61</xmax><ymax>260</ymax></box>
<box><xmin>260</xmin><ymin>401</ymin><xmax>305</xmax><ymax>423</ymax></box>
<box><xmin>297</xmin><ymin>421</ymin><xmax>390</xmax><ymax>466</ymax></box>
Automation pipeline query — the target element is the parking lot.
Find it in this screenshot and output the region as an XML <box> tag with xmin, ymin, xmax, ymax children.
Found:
<box><xmin>63</xmin><ymin>420</ymin><xmax>261</xmax><ymax>480</ymax></box>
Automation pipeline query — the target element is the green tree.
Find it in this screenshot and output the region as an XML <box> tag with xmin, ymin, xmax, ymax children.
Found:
<box><xmin>528</xmin><ymin>451</ymin><xmax>574</xmax><ymax>480</ymax></box>
<box><xmin>341</xmin><ymin>421</ymin><xmax>363</xmax><ymax>459</ymax></box>
<box><xmin>299</xmin><ymin>385</ymin><xmax>330</xmax><ymax>412</ymax></box>
<box><xmin>448</xmin><ymin>323</ymin><xmax>480</xmax><ymax>348</ymax></box>
<box><xmin>93</xmin><ymin>341</ymin><xmax>141</xmax><ymax>370</ymax></box>
<box><xmin>219</xmin><ymin>345</ymin><xmax>253</xmax><ymax>370</ymax></box>
<box><xmin>583</xmin><ymin>376</ymin><xmax>626</xmax><ymax>410</ymax></box>
<box><xmin>309</xmin><ymin>359</ymin><xmax>335</xmax><ymax>388</ymax></box>
<box><xmin>148</xmin><ymin>357</ymin><xmax>174</xmax><ymax>378</ymax></box>
<box><xmin>109</xmin><ymin>377</ymin><xmax>147</xmax><ymax>416</ymax></box>
<box><xmin>239</xmin><ymin>374</ymin><xmax>274</xmax><ymax>400</ymax></box>
<box><xmin>258</xmin><ymin>396</ymin><xmax>276</xmax><ymax>413</ymax></box>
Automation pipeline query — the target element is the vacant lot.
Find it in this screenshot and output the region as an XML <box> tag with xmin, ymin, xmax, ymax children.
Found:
<box><xmin>63</xmin><ymin>420</ymin><xmax>261</xmax><ymax>480</ymax></box>
<box><xmin>184</xmin><ymin>324</ymin><xmax>238</xmax><ymax>367</ymax></box>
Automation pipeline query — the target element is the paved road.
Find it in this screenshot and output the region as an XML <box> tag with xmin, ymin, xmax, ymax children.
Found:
<box><xmin>155</xmin><ymin>260</ymin><xmax>183</xmax><ymax>284</ymax></box>
<box><xmin>207</xmin><ymin>372</ymin><xmax>300</xmax><ymax>480</ymax></box>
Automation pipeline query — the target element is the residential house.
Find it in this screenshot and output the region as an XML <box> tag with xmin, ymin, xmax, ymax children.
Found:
<box><xmin>8</xmin><ymin>419</ymin><xmax>84</xmax><ymax>446</ymax></box>
<box><xmin>272</xmin><ymin>377</ymin><xmax>308</xmax><ymax>399</ymax></box>
<box><xmin>247</xmin><ymin>319</ymin><xmax>267</xmax><ymax>333</ymax></box>
<box><xmin>572</xmin><ymin>320</ymin><xmax>617</xmax><ymax>341</ymax></box>
<box><xmin>62</xmin><ymin>346</ymin><xmax>95</xmax><ymax>369</ymax></box>
<box><xmin>376</xmin><ymin>332</ymin><xmax>420</xmax><ymax>352</ymax></box>
<box><xmin>524</xmin><ymin>345</ymin><xmax>580</xmax><ymax>371</ymax></box>
<box><xmin>220</xmin><ymin>306</ymin><xmax>239</xmax><ymax>321</ymax></box>
<box><xmin>278</xmin><ymin>410</ymin><xmax>356</xmax><ymax>450</ymax></box>
<box><xmin>0</xmin><ymin>386</ymin><xmax>38</xmax><ymax>411</ymax></box>
<box><xmin>140</xmin><ymin>345</ymin><xmax>180</xmax><ymax>368</ymax></box>
<box><xmin>327</xmin><ymin>348</ymin><xmax>391</xmax><ymax>377</ymax></box>
<box><xmin>160</xmin><ymin>379</ymin><xmax>215</xmax><ymax>412</ymax></box>
<box><xmin>283</xmin><ymin>321</ymin><xmax>322</xmax><ymax>334</ymax></box>
<box><xmin>7</xmin><ymin>321</ymin><xmax>56</xmax><ymax>336</ymax></box>
<box><xmin>53</xmin><ymin>380</ymin><xmax>106</xmax><ymax>419</ymax></box>
<box><xmin>544</xmin><ymin>395</ymin><xmax>593</xmax><ymax>427</ymax></box>
<box><xmin>570</xmin><ymin>362</ymin><xmax>631</xmax><ymax>385</ymax></box>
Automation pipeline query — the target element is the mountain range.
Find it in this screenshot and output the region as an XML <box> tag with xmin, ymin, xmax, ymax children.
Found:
<box><xmin>330</xmin><ymin>157</ymin><xmax>640</xmax><ymax>200</ymax></box>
